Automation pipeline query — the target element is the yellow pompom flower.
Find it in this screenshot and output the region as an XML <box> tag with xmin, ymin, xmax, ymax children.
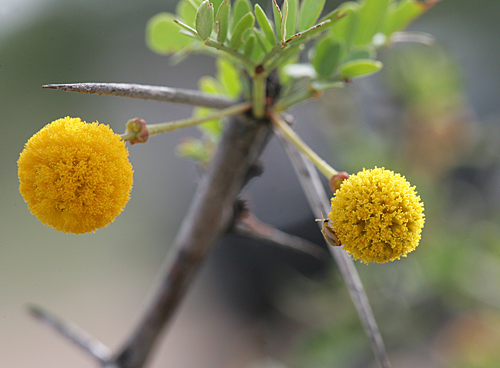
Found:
<box><xmin>18</xmin><ymin>117</ymin><xmax>134</xmax><ymax>234</ymax></box>
<box><xmin>329</xmin><ymin>167</ymin><xmax>424</xmax><ymax>264</ymax></box>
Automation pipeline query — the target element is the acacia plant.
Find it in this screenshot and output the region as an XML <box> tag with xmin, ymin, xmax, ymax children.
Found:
<box><xmin>18</xmin><ymin>0</ymin><xmax>433</xmax><ymax>367</ymax></box>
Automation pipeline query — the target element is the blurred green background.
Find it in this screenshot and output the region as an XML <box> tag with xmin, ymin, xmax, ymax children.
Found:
<box><xmin>2</xmin><ymin>1</ymin><xmax>500</xmax><ymax>367</ymax></box>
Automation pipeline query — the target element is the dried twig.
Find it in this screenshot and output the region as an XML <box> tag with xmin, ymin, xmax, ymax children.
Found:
<box><xmin>42</xmin><ymin>83</ymin><xmax>236</xmax><ymax>109</ymax></box>
<box><xmin>274</xmin><ymin>125</ymin><xmax>393</xmax><ymax>368</ymax></box>
<box><xmin>27</xmin><ymin>304</ymin><xmax>112</xmax><ymax>364</ymax></box>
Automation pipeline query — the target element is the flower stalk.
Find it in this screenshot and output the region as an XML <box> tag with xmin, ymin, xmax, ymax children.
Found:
<box><xmin>268</xmin><ymin>109</ymin><xmax>338</xmax><ymax>180</ymax></box>
<box><xmin>122</xmin><ymin>102</ymin><xmax>252</xmax><ymax>142</ymax></box>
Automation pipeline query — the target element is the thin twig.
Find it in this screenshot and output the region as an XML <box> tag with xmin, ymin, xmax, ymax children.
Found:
<box><xmin>112</xmin><ymin>114</ymin><xmax>273</xmax><ymax>368</ymax></box>
<box><xmin>274</xmin><ymin>125</ymin><xmax>393</xmax><ymax>368</ymax></box>
<box><xmin>42</xmin><ymin>83</ymin><xmax>237</xmax><ymax>109</ymax></box>
<box><xmin>27</xmin><ymin>304</ymin><xmax>112</xmax><ymax>364</ymax></box>
<box><xmin>231</xmin><ymin>210</ymin><xmax>328</xmax><ymax>260</ymax></box>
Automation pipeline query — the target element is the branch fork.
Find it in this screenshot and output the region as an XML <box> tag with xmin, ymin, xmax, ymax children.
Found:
<box><xmin>35</xmin><ymin>82</ymin><xmax>392</xmax><ymax>368</ymax></box>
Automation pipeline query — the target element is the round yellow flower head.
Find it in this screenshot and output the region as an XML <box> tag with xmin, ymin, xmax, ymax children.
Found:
<box><xmin>18</xmin><ymin>117</ymin><xmax>134</xmax><ymax>234</ymax></box>
<box><xmin>329</xmin><ymin>167</ymin><xmax>424</xmax><ymax>264</ymax></box>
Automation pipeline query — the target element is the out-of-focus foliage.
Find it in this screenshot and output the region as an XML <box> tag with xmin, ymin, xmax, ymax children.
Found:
<box><xmin>176</xmin><ymin>57</ymin><xmax>242</xmax><ymax>164</ymax></box>
<box><xmin>146</xmin><ymin>0</ymin><xmax>430</xmax><ymax>165</ymax></box>
<box><xmin>146</xmin><ymin>0</ymin><xmax>428</xmax><ymax>94</ymax></box>
<box><xmin>266</xmin><ymin>43</ymin><xmax>500</xmax><ymax>368</ymax></box>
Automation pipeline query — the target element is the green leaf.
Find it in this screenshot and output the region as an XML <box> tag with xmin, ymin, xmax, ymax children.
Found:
<box><xmin>253</xmin><ymin>29</ymin><xmax>272</xmax><ymax>54</ymax></box>
<box><xmin>232</xmin><ymin>0</ymin><xmax>252</xmax><ymax>32</ymax></box>
<box><xmin>312</xmin><ymin>37</ymin><xmax>343</xmax><ymax>77</ymax></box>
<box><xmin>216</xmin><ymin>58</ymin><xmax>242</xmax><ymax>98</ymax></box>
<box><xmin>216</xmin><ymin>0</ymin><xmax>230</xmax><ymax>43</ymax></box>
<box><xmin>382</xmin><ymin>0</ymin><xmax>425</xmax><ymax>36</ymax></box>
<box><xmin>176</xmin><ymin>0</ymin><xmax>198</xmax><ymax>27</ymax></box>
<box><xmin>330</xmin><ymin>2</ymin><xmax>359</xmax><ymax>48</ymax></box>
<box><xmin>196</xmin><ymin>76</ymin><xmax>225</xmax><ymax>140</ymax></box>
<box><xmin>146</xmin><ymin>13</ymin><xmax>191</xmax><ymax>54</ymax></box>
<box><xmin>196</xmin><ymin>107</ymin><xmax>224</xmax><ymax>139</ymax></box>
<box><xmin>176</xmin><ymin>137</ymin><xmax>210</xmax><ymax>163</ymax></box>
<box><xmin>255</xmin><ymin>4</ymin><xmax>276</xmax><ymax>45</ymax></box>
<box><xmin>343</xmin><ymin>46</ymin><xmax>375</xmax><ymax>63</ymax></box>
<box><xmin>195</xmin><ymin>0</ymin><xmax>214</xmax><ymax>41</ymax></box>
<box><xmin>272</xmin><ymin>0</ymin><xmax>282</xmax><ymax>41</ymax></box>
<box><xmin>199</xmin><ymin>75</ymin><xmax>224</xmax><ymax>94</ymax></box>
<box><xmin>339</xmin><ymin>59</ymin><xmax>382</xmax><ymax>79</ymax></box>
<box><xmin>281</xmin><ymin>0</ymin><xmax>288</xmax><ymax>42</ymax></box>
<box><xmin>286</xmin><ymin>0</ymin><xmax>298</xmax><ymax>38</ymax></box>
<box><xmin>230</xmin><ymin>12</ymin><xmax>255</xmax><ymax>49</ymax></box>
<box><xmin>352</xmin><ymin>0</ymin><xmax>391</xmax><ymax>46</ymax></box>
<box><xmin>244</xmin><ymin>33</ymin><xmax>256</xmax><ymax>58</ymax></box>
<box><xmin>211</xmin><ymin>0</ymin><xmax>223</xmax><ymax>15</ymax></box>
<box><xmin>298</xmin><ymin>0</ymin><xmax>325</xmax><ymax>31</ymax></box>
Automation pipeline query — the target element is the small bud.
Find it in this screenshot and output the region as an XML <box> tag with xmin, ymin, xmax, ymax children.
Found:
<box><xmin>126</xmin><ymin>118</ymin><xmax>149</xmax><ymax>145</ymax></box>
<box><xmin>329</xmin><ymin>171</ymin><xmax>349</xmax><ymax>193</ymax></box>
